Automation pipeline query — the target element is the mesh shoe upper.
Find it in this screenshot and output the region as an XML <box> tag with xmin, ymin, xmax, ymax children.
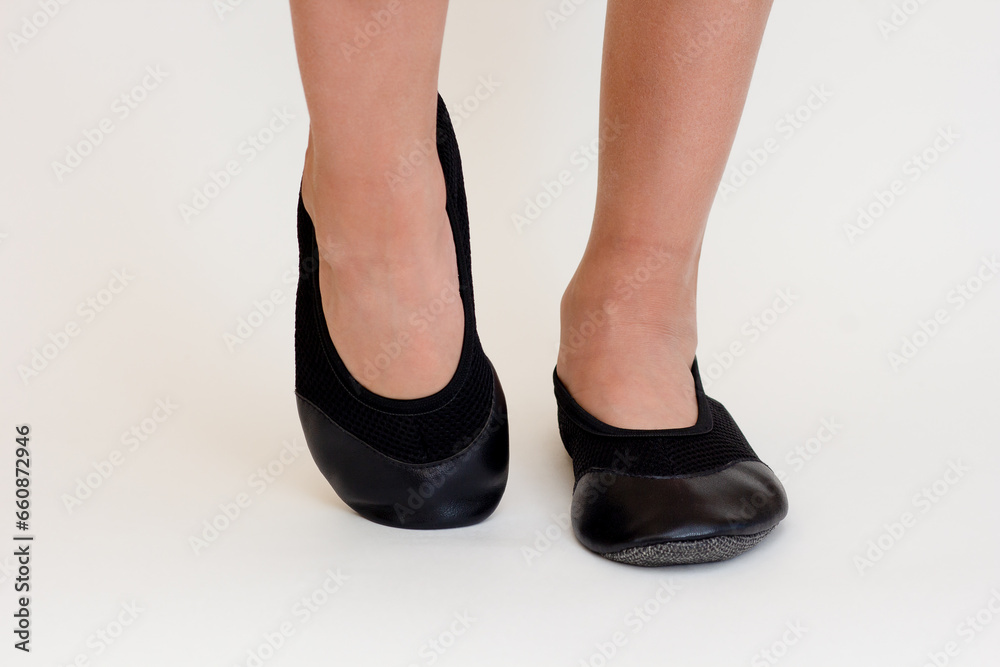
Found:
<box><xmin>553</xmin><ymin>361</ymin><xmax>761</xmax><ymax>483</ymax></box>
<box><xmin>294</xmin><ymin>95</ymin><xmax>495</xmax><ymax>465</ymax></box>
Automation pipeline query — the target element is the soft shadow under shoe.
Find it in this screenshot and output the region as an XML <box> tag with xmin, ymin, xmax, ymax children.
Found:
<box><xmin>553</xmin><ymin>358</ymin><xmax>787</xmax><ymax>565</ymax></box>
<box><xmin>294</xmin><ymin>94</ymin><xmax>508</xmax><ymax>529</ymax></box>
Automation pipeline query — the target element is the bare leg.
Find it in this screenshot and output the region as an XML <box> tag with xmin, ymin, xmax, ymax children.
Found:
<box><xmin>290</xmin><ymin>0</ymin><xmax>460</xmax><ymax>399</ymax></box>
<box><xmin>558</xmin><ymin>0</ymin><xmax>774</xmax><ymax>428</ymax></box>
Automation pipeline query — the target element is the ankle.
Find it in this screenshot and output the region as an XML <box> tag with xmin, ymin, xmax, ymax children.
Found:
<box><xmin>558</xmin><ymin>240</ymin><xmax>699</xmax><ymax>369</ymax></box>
<box><xmin>561</xmin><ymin>245</ymin><xmax>698</xmax><ymax>327</ymax></box>
<box><xmin>302</xmin><ymin>146</ymin><xmax>447</xmax><ymax>212</ymax></box>
<box><xmin>301</xmin><ymin>132</ymin><xmax>450</xmax><ymax>269</ymax></box>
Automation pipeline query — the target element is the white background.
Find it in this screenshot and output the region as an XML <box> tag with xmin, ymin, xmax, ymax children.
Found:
<box><xmin>2</xmin><ymin>1</ymin><xmax>999</xmax><ymax>665</ymax></box>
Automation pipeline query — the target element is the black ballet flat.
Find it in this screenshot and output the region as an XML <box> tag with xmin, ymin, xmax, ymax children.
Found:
<box><xmin>553</xmin><ymin>358</ymin><xmax>787</xmax><ymax>565</ymax></box>
<box><xmin>294</xmin><ymin>94</ymin><xmax>508</xmax><ymax>529</ymax></box>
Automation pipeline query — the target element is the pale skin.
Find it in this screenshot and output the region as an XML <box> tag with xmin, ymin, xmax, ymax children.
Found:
<box><xmin>290</xmin><ymin>0</ymin><xmax>774</xmax><ymax>428</ymax></box>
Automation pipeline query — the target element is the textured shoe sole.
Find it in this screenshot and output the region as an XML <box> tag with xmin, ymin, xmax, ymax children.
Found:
<box><xmin>601</xmin><ymin>527</ymin><xmax>776</xmax><ymax>567</ymax></box>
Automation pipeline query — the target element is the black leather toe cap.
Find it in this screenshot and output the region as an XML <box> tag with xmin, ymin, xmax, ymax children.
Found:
<box><xmin>297</xmin><ymin>370</ymin><xmax>509</xmax><ymax>530</ymax></box>
<box><xmin>571</xmin><ymin>460</ymin><xmax>787</xmax><ymax>555</ymax></box>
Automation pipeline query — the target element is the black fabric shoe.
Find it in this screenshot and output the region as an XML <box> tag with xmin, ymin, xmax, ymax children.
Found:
<box><xmin>553</xmin><ymin>358</ymin><xmax>787</xmax><ymax>565</ymax></box>
<box><xmin>294</xmin><ymin>94</ymin><xmax>508</xmax><ymax>529</ymax></box>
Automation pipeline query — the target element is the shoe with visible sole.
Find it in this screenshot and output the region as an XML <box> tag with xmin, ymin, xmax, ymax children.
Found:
<box><xmin>553</xmin><ymin>358</ymin><xmax>787</xmax><ymax>565</ymax></box>
<box><xmin>294</xmin><ymin>94</ymin><xmax>508</xmax><ymax>530</ymax></box>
